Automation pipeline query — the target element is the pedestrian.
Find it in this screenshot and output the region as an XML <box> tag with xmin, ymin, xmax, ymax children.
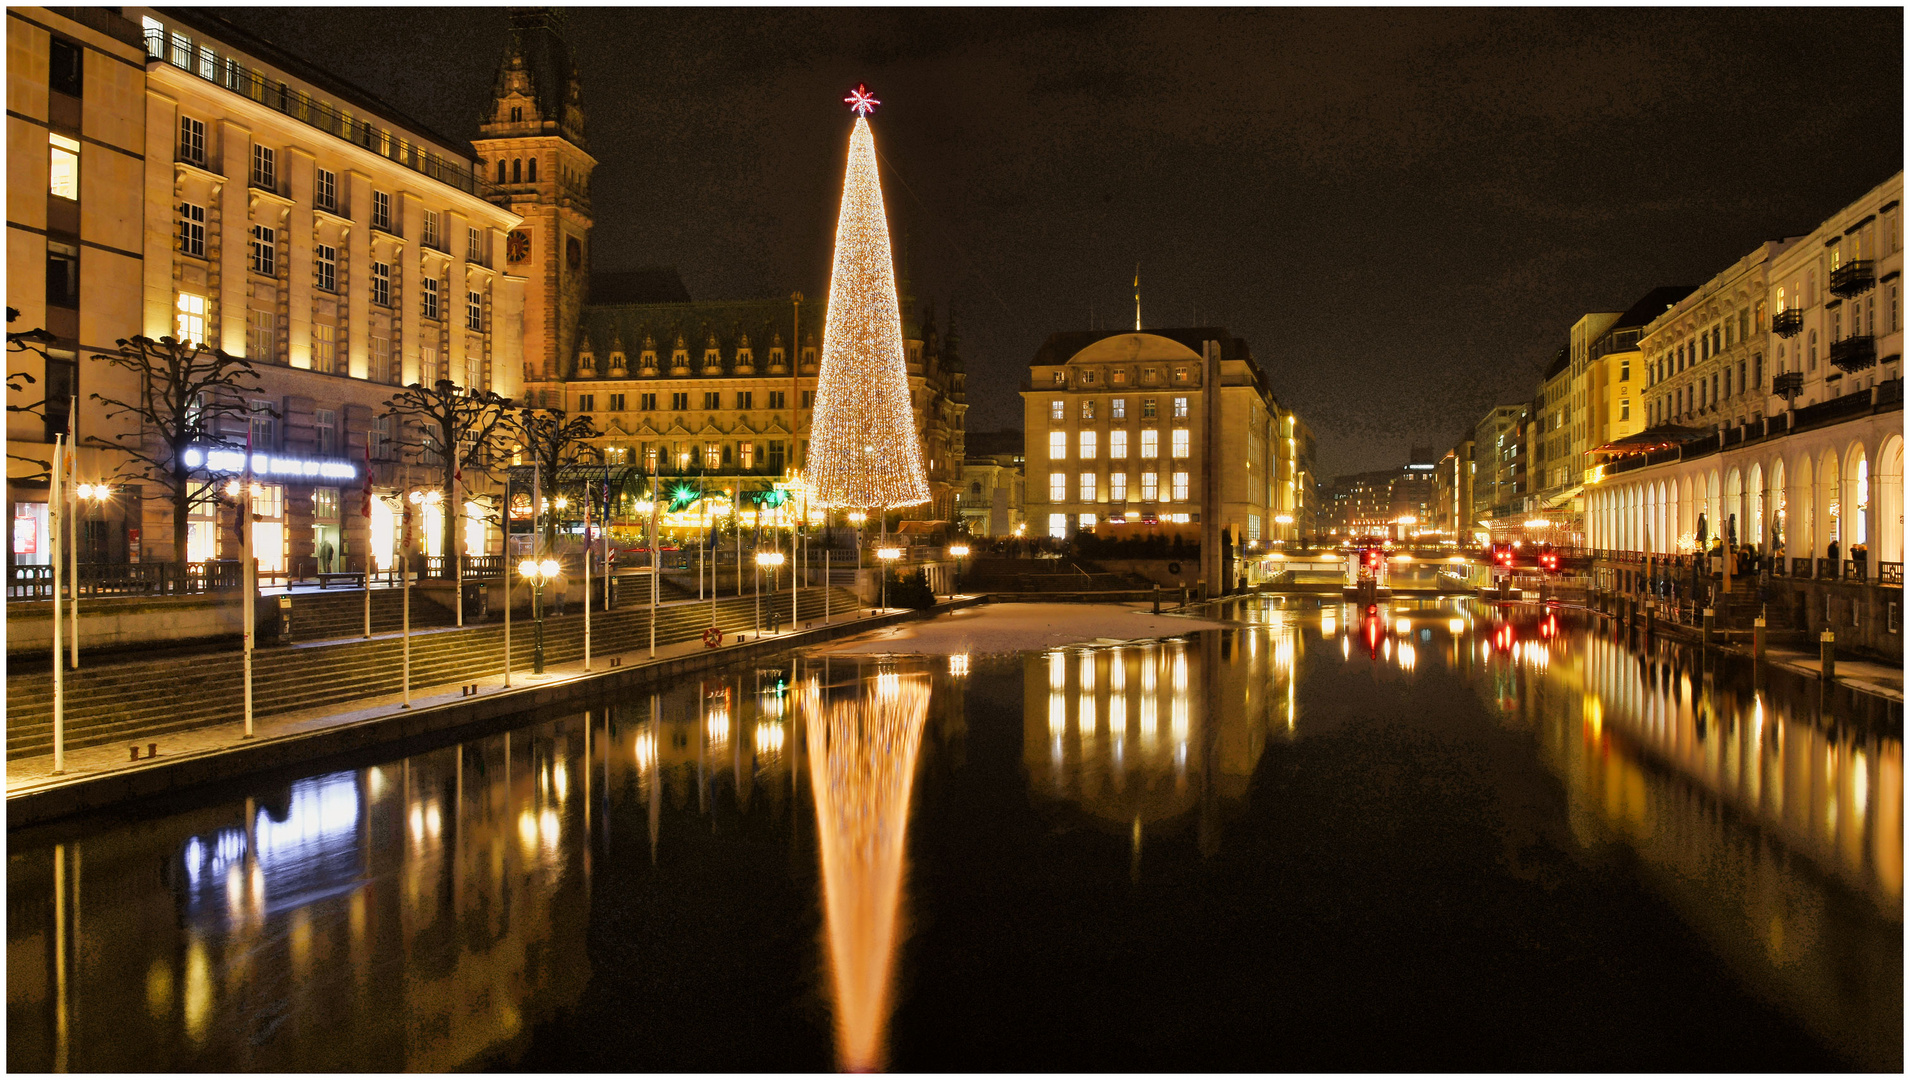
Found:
<box><xmin>318</xmin><ymin>539</ymin><xmax>334</xmax><ymax>574</ymax></box>
<box><xmin>1827</xmin><ymin>538</ymin><xmax>1840</xmax><ymax>567</ymax></box>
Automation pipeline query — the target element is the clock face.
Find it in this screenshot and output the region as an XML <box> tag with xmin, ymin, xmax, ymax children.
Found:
<box><xmin>566</xmin><ymin>236</ymin><xmax>583</xmax><ymax>271</ymax></box>
<box><xmin>506</xmin><ymin>230</ymin><xmax>530</xmax><ymax>263</ymax></box>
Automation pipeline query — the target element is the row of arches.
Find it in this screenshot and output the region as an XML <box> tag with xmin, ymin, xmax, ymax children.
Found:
<box><xmin>1587</xmin><ymin>433</ymin><xmax>1903</xmax><ymax>565</ymax></box>
<box><xmin>496</xmin><ymin>156</ymin><xmax>537</xmax><ymax>185</ymax></box>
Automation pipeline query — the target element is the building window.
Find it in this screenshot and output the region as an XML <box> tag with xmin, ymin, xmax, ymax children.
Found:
<box><xmin>578</xmin><ymin>393</ymin><xmax>596</xmax><ymax>412</ymax></box>
<box><xmin>314</xmin><ymin>409</ymin><xmax>337</xmax><ymax>455</ymax></box>
<box><xmin>1080</xmin><ymin>399</ymin><xmax>1096</xmax><ymax>420</ymax></box>
<box><xmin>1620</xmin><ymin>400</ymin><xmax>1630</xmax><ymax>421</ymax></box>
<box><xmin>251</xmin><ymin>144</ymin><xmax>275</xmax><ymax>189</ymax></box>
<box><xmin>247</xmin><ymin>308</ymin><xmax>275</xmax><ymax>361</ymax></box>
<box><xmin>371</xmin><ymin>330</ymin><xmax>392</xmax><ymax>383</ymax></box>
<box><xmin>1808</xmin><ymin>330</ymin><xmax>1817</xmax><ymax>371</ymax></box>
<box><xmin>1171</xmin><ymin>428</ymin><xmax>1190</xmax><ymax>458</ymax></box>
<box><xmin>467</xmin><ymin>290</ymin><xmax>483</xmax><ymax>331</ymax></box>
<box><xmin>173</xmin><ymin>201</ymin><xmax>205</xmax><ymax>258</ymax></box>
<box><xmin>1111</xmin><ymin>370</ymin><xmax>1127</xmax><ymax>385</ymax></box>
<box><xmin>767</xmin><ymin>441</ymin><xmax>785</xmax><ymax>472</ymax></box>
<box><xmin>1049</xmin><ymin>431</ymin><xmax>1066</xmax><ymax>459</ymax></box>
<box><xmin>1110</xmin><ymin>429</ymin><xmax>1128</xmax><ymax>459</ymax></box>
<box><xmin>311</xmin><ymin>323</ymin><xmax>336</xmax><ymax>373</ymax></box>
<box><xmin>703</xmin><ymin>391</ymin><xmax>721</xmax><ymax>410</ymax></box>
<box><xmin>670</xmin><ymin>391</ymin><xmax>689</xmax><ymax>411</ymax></box>
<box><xmin>1172</xmin><ymin>396</ymin><xmax>1189</xmax><ymax>418</ymax></box>
<box><xmin>371</xmin><ymin>261</ymin><xmax>391</xmax><ymax>307</ymax></box>
<box><xmin>1111</xmin><ymin>398</ymin><xmax>1126</xmax><ymax>419</ymax></box>
<box><xmin>248</xmin><ymin>399</ymin><xmax>277</xmax><ymax>450</ymax></box>
<box><xmin>800</xmin><ymin>390</ymin><xmax>814</xmax><ymax>408</ymax></box>
<box><xmin>250</xmin><ymin>225</ymin><xmax>276</xmax><ymax>276</ymax></box>
<box><xmin>1049</xmin><ymin>472</ymin><xmax>1066</xmax><ymax>501</ymax></box>
<box><xmin>49</xmin><ymin>36</ymin><xmax>82</xmax><ymax>96</ymax></box>
<box><xmin>41</xmin><ymin>240</ymin><xmax>81</xmax><ymax>311</ymax></box>
<box><xmin>314</xmin><ymin>168</ymin><xmax>336</xmax><ymax>212</ymax></box>
<box><xmin>767</xmin><ymin>390</ymin><xmax>786</xmax><ymax>410</ymax></box>
<box><xmin>1142</xmin><ymin>398</ymin><xmax>1157</xmax><ymax>419</ymax></box>
<box><xmin>1079</xmin><ymin>430</ymin><xmax>1097</xmax><ymax>459</ymax></box>
<box><xmin>737</xmin><ymin>390</ymin><xmax>754</xmax><ymax>410</ymax></box>
<box><xmin>1140</xmin><ymin>472</ymin><xmax>1159</xmax><ymax>501</ymax></box>
<box><xmin>1110</xmin><ymin>472</ymin><xmax>1127</xmax><ymax>501</ymax></box>
<box><xmin>175</xmin><ymin>292</ymin><xmax>206</xmax><ymax>345</ymax></box>
<box><xmin>640</xmin><ymin>392</ymin><xmax>657</xmax><ymax>411</ymax></box>
<box><xmin>609</xmin><ymin>393</ymin><xmax>626</xmax><ymax>411</ymax></box>
<box><xmin>467</xmin><ymin>226</ymin><xmax>483</xmax><ymax>263</ymax></box>
<box><xmin>1619</xmin><ymin>358</ymin><xmax>1630</xmax><ymax>382</ymax></box>
<box><xmin>1052</xmin><ymin>372</ymin><xmax>1065</xmax><ymax>385</ymax></box>
<box><xmin>1049</xmin><ymin>399</ymin><xmax>1064</xmax><ymax>420</ymax></box>
<box><xmin>1079</xmin><ymin>473</ymin><xmax>1097</xmax><ymax>502</ymax></box>
<box><xmin>314</xmin><ymin>244</ymin><xmax>337</xmax><ymax>292</ymax></box>
<box><xmin>48</xmin><ymin>133</ymin><xmax>79</xmax><ymax>200</ymax></box>
<box><xmin>179</xmin><ymin>116</ymin><xmax>204</xmax><ymax>165</ymax></box>
<box><xmin>421</xmin><ymin>278</ymin><xmax>440</xmax><ymax>321</ymax></box>
<box><xmin>422</xmin><ymin>209</ymin><xmax>441</xmax><ymax>250</ymax></box>
<box><xmin>1173</xmin><ymin>367</ymin><xmax>1188</xmax><ymax>383</ymax></box>
<box><xmin>1140</xmin><ymin>429</ymin><xmax>1159</xmax><ymax>458</ymax></box>
<box><xmin>1048</xmin><ymin>513</ymin><xmax>1067</xmax><ymax>539</ymax></box>
<box><xmin>372</xmin><ymin>190</ymin><xmax>391</xmax><ymax>232</ymax></box>
<box><xmin>421</xmin><ymin>343</ymin><xmax>440</xmax><ymax>381</ymax></box>
<box><xmin>1172</xmin><ymin>471</ymin><xmax>1190</xmax><ymax>501</ymax></box>
<box><xmin>370</xmin><ymin>415</ymin><xmax>392</xmax><ymax>459</ymax></box>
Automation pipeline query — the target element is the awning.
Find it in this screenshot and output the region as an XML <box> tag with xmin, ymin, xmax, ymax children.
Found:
<box><xmin>1589</xmin><ymin>425</ymin><xmax>1712</xmax><ymax>458</ymax></box>
<box><xmin>1540</xmin><ymin>484</ymin><xmax>1583</xmax><ymax>511</ymax></box>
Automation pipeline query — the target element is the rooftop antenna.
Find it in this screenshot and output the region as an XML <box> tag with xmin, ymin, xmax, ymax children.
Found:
<box><xmin>1133</xmin><ymin>263</ymin><xmax>1141</xmax><ymax>331</ymax></box>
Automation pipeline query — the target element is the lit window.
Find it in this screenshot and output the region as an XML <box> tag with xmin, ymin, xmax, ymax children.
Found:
<box><xmin>1079</xmin><ymin>473</ymin><xmax>1097</xmax><ymax>502</ymax></box>
<box><xmin>1140</xmin><ymin>472</ymin><xmax>1159</xmax><ymax>501</ymax></box>
<box><xmin>1171</xmin><ymin>428</ymin><xmax>1190</xmax><ymax>458</ymax></box>
<box><xmin>1110</xmin><ymin>472</ymin><xmax>1127</xmax><ymax>501</ymax></box>
<box><xmin>1050</xmin><ymin>472</ymin><xmax>1066</xmax><ymax>501</ymax></box>
<box><xmin>1080</xmin><ymin>399</ymin><xmax>1096</xmax><ymax>420</ymax></box>
<box><xmin>175</xmin><ymin>292</ymin><xmax>206</xmax><ymax>345</ymax></box>
<box><xmin>1049</xmin><ymin>399</ymin><xmax>1064</xmax><ymax>420</ymax></box>
<box><xmin>247</xmin><ymin>307</ymin><xmax>275</xmax><ymax>361</ymax></box>
<box><xmin>1172</xmin><ymin>396</ymin><xmax>1189</xmax><ymax>418</ymax></box>
<box><xmin>1110</xmin><ymin>429</ymin><xmax>1127</xmax><ymax>458</ymax></box>
<box><xmin>1140</xmin><ymin>429</ymin><xmax>1159</xmax><ymax>458</ymax></box>
<box><xmin>1049</xmin><ymin>430</ymin><xmax>1066</xmax><ymax>459</ymax></box>
<box><xmin>1111</xmin><ymin>398</ymin><xmax>1126</xmax><ymax>419</ymax></box>
<box><xmin>49</xmin><ymin>133</ymin><xmax>79</xmax><ymax>200</ymax></box>
<box><xmin>1048</xmin><ymin>513</ymin><xmax>1067</xmax><ymax>539</ymax></box>
<box><xmin>311</xmin><ymin>323</ymin><xmax>335</xmax><ymax>373</ymax></box>
<box><xmin>1172</xmin><ymin>471</ymin><xmax>1189</xmax><ymax>501</ymax></box>
<box><xmin>1078</xmin><ymin>512</ymin><xmax>1097</xmax><ymax>529</ymax></box>
<box><xmin>1079</xmin><ymin>430</ymin><xmax>1097</xmax><ymax>459</ymax></box>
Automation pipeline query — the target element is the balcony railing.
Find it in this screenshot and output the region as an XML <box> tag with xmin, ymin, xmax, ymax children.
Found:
<box><xmin>1772</xmin><ymin>309</ymin><xmax>1804</xmax><ymax>338</ymax></box>
<box><xmin>1793</xmin><ymin>557</ymin><xmax>1814</xmax><ymax>578</ymax></box>
<box><xmin>1830</xmin><ymin>259</ymin><xmax>1875</xmax><ymax>298</ymax></box>
<box><xmin>143</xmin><ymin>28</ymin><xmax>491</xmax><ymax>200</ymax></box>
<box><xmin>1771</xmin><ymin>370</ymin><xmax>1804</xmax><ymax>399</ymax></box>
<box><xmin>1828</xmin><ymin>334</ymin><xmax>1877</xmax><ymax>373</ymax></box>
<box><xmin>1882</xmin><ymin>562</ymin><xmax>1903</xmax><ymax>587</ymax></box>
<box><xmin>7</xmin><ymin>560</ymin><xmax>244</xmax><ymax>600</ymax></box>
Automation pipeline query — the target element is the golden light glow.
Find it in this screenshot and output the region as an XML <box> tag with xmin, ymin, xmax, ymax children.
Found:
<box><xmin>807</xmin><ymin>115</ymin><xmax>931</xmax><ymax>510</ymax></box>
<box><xmin>804</xmin><ymin>666</ymin><xmax>933</xmax><ymax>1072</ymax></box>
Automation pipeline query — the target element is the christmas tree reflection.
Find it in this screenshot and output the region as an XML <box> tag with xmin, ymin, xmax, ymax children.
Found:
<box><xmin>803</xmin><ymin>664</ymin><xmax>932</xmax><ymax>1072</ymax></box>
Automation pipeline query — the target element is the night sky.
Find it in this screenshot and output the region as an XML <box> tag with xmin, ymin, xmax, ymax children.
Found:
<box><xmin>221</xmin><ymin>7</ymin><xmax>1903</xmax><ymax>477</ymax></box>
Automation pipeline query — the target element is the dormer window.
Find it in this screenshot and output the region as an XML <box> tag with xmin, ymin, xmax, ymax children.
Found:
<box><xmin>1081</xmin><ymin>369</ymin><xmax>1097</xmax><ymax>385</ymax></box>
<box><xmin>1053</xmin><ymin>371</ymin><xmax>1065</xmax><ymax>384</ymax></box>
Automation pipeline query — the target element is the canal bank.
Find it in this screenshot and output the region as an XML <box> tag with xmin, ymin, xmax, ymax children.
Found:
<box><xmin>5</xmin><ymin>597</ymin><xmax>985</xmax><ymax>829</ymax></box>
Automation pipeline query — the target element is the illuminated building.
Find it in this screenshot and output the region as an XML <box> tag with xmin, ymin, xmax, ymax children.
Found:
<box><xmin>957</xmin><ymin>429</ymin><xmax>1025</xmax><ymax>538</ymax></box>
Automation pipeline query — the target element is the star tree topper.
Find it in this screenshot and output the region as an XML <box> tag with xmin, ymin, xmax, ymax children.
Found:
<box><xmin>844</xmin><ymin>83</ymin><xmax>880</xmax><ymax>116</ymax></box>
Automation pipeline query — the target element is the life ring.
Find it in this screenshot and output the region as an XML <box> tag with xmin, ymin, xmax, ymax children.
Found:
<box><xmin>1167</xmin><ymin>561</ymin><xmax>1183</xmax><ymax>574</ymax></box>
<box><xmin>702</xmin><ymin>626</ymin><xmax>723</xmax><ymax>648</ymax></box>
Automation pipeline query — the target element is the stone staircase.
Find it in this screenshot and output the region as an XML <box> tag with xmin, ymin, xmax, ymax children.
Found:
<box><xmin>4</xmin><ymin>586</ymin><xmax>860</xmax><ymax>760</ymax></box>
<box><xmin>283</xmin><ymin>587</ymin><xmax>458</xmax><ymax>642</ymax></box>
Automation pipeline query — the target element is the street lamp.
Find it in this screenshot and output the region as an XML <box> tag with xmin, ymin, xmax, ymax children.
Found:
<box><xmin>519</xmin><ymin>556</ymin><xmax>560</xmax><ymax>673</ymax></box>
<box><xmin>948</xmin><ymin>543</ymin><xmax>969</xmax><ymax>593</ymax></box>
<box><xmin>876</xmin><ymin>546</ymin><xmax>901</xmax><ymax>610</ymax></box>
<box><xmin>755</xmin><ymin>550</ymin><xmax>784</xmax><ymax>634</ymax></box>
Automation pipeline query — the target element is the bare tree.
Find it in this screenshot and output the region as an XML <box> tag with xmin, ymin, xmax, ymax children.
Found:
<box><xmin>509</xmin><ymin>406</ymin><xmax>601</xmax><ymax>549</ymax></box>
<box><xmin>381</xmin><ymin>379</ymin><xmax>511</xmax><ymax>570</ymax></box>
<box><xmin>85</xmin><ymin>335</ymin><xmax>269</xmax><ymax>566</ymax></box>
<box><xmin>7</xmin><ymin>307</ymin><xmax>55</xmax><ymax>479</ymax></box>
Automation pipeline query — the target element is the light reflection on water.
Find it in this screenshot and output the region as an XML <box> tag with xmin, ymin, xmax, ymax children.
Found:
<box><xmin>6</xmin><ymin>598</ymin><xmax>1899</xmax><ymax>1071</ymax></box>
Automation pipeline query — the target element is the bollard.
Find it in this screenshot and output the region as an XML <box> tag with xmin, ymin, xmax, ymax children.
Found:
<box><xmin>1153</xmin><ymin>583</ymin><xmax>1161</xmax><ymax>615</ymax></box>
<box><xmin>1197</xmin><ymin>578</ymin><xmax>1206</xmax><ymax>603</ymax></box>
<box><xmin>1820</xmin><ymin>630</ymin><xmax>1836</xmax><ymax>682</ymax></box>
<box><xmin>1753</xmin><ymin>616</ymin><xmax>1766</xmax><ymax>662</ymax></box>
<box><xmin>147</xmin><ymin>743</ymin><xmax>157</xmax><ymax>758</ymax></box>
<box><xmin>1702</xmin><ymin>607</ymin><xmax>1714</xmax><ymax>647</ymax></box>
<box><xmin>130</xmin><ymin>745</ymin><xmax>139</xmax><ymax>762</ymax></box>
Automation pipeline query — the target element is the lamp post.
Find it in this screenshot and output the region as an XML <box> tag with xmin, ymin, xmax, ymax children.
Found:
<box><xmin>756</xmin><ymin>550</ymin><xmax>784</xmax><ymax>634</ymax></box>
<box><xmin>519</xmin><ymin>556</ymin><xmax>559</xmax><ymax>674</ymax></box>
<box><xmin>948</xmin><ymin>543</ymin><xmax>969</xmax><ymax>595</ymax></box>
<box><xmin>848</xmin><ymin>510</ymin><xmax>867</xmax><ymax>615</ymax></box>
<box><xmin>877</xmin><ymin>545</ymin><xmax>901</xmax><ymax>611</ymax></box>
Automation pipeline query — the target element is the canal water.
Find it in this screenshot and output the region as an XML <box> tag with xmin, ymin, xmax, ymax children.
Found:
<box><xmin>7</xmin><ymin>599</ymin><xmax>1901</xmax><ymax>1071</ymax></box>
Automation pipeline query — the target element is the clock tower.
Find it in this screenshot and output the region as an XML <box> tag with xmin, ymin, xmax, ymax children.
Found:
<box><xmin>474</xmin><ymin>8</ymin><xmax>595</xmax><ymax>407</ymax></box>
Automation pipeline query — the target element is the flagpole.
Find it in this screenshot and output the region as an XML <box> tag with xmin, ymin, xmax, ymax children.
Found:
<box><xmin>503</xmin><ymin>469</ymin><xmax>512</xmax><ymax>689</ymax></box>
<box><xmin>242</xmin><ymin>437</ymin><xmax>255</xmax><ymax>739</ymax></box>
<box><xmin>66</xmin><ymin>400</ymin><xmax>79</xmax><ymax>669</ymax></box>
<box><xmin>401</xmin><ymin>480</ymin><xmax>412</xmax><ymax>709</ymax></box>
<box><xmin>50</xmin><ymin>431</ymin><xmax>65</xmax><ymax>775</ymax></box>
<box><xmin>583</xmin><ymin>485</ymin><xmax>592</xmax><ymax>672</ymax></box>
<box><xmin>362</xmin><ymin>440</ymin><xmax>373</xmax><ymax>638</ymax></box>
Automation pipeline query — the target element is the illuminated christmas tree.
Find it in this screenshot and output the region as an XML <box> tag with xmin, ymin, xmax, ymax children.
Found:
<box><xmin>807</xmin><ymin>85</ymin><xmax>931</xmax><ymax>510</ymax></box>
